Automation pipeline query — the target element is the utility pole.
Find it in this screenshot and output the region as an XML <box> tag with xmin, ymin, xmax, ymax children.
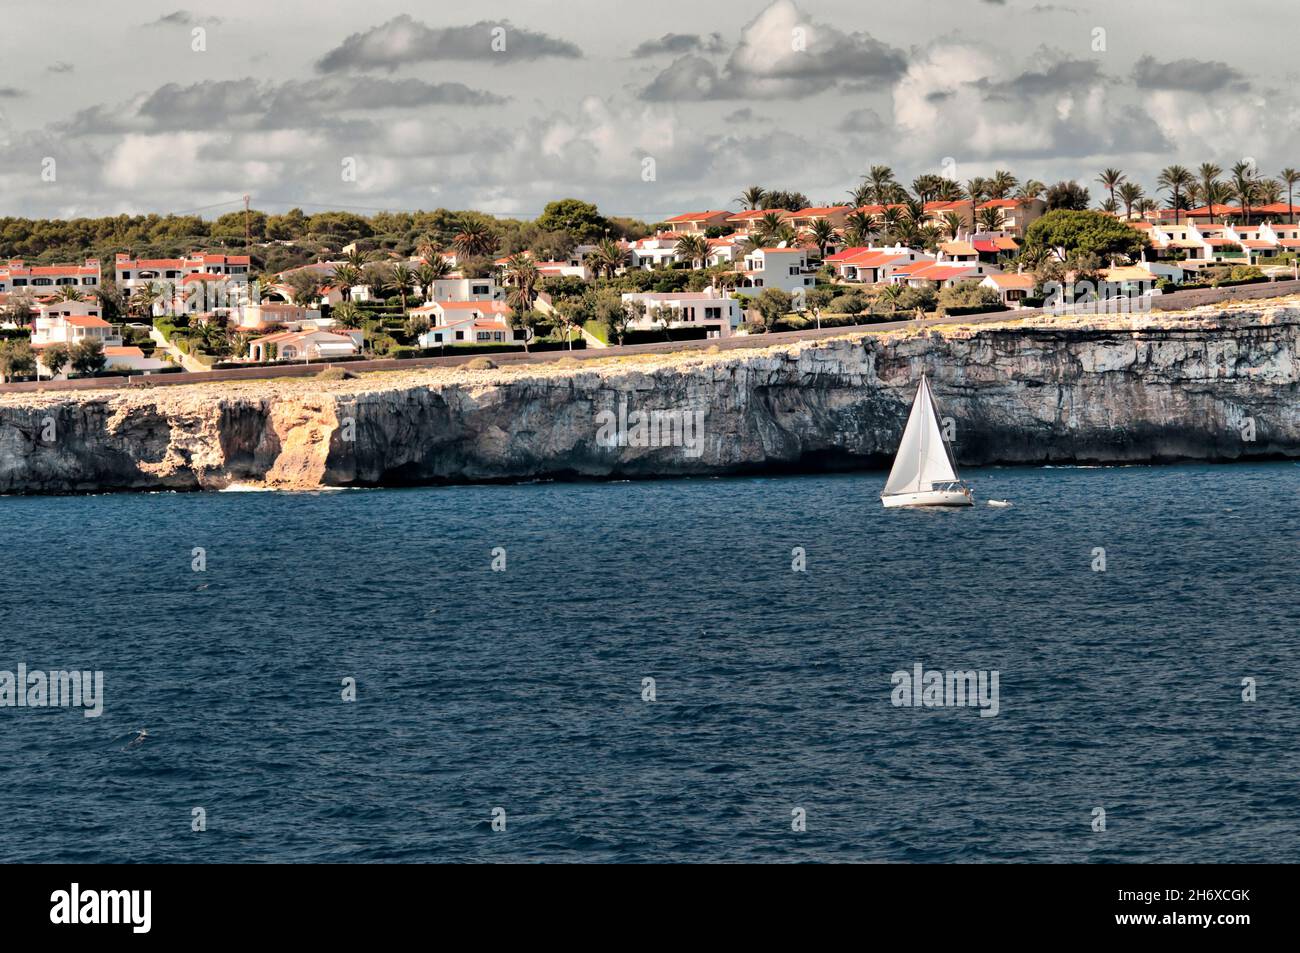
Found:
<box><xmin>243</xmin><ymin>194</ymin><xmax>251</xmax><ymax>251</ymax></box>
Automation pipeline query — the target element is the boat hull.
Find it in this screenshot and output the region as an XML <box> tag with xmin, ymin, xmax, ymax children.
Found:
<box><xmin>881</xmin><ymin>489</ymin><xmax>974</xmax><ymax>508</ymax></box>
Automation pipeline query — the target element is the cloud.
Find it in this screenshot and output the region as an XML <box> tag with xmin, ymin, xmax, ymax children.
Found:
<box><xmin>60</xmin><ymin>77</ymin><xmax>506</xmax><ymax>135</ymax></box>
<box><xmin>892</xmin><ymin>42</ymin><xmax>1169</xmax><ymax>164</ymax></box>
<box><xmin>972</xmin><ymin>56</ymin><xmax>1105</xmax><ymax>100</ymax></box>
<box><xmin>147</xmin><ymin>10</ymin><xmax>222</xmax><ymax>27</ymax></box>
<box><xmin>1132</xmin><ymin>55</ymin><xmax>1249</xmax><ymax>93</ymax></box>
<box><xmin>46</xmin><ymin>62</ymin><xmax>74</xmax><ymax>74</ymax></box>
<box><xmin>838</xmin><ymin>107</ymin><xmax>886</xmax><ymax>134</ymax></box>
<box><xmin>631</xmin><ymin>33</ymin><xmax>724</xmax><ymax>57</ymax></box>
<box><xmin>0</xmin><ymin>87</ymin><xmax>25</xmax><ymax>98</ymax></box>
<box><xmin>639</xmin><ymin>0</ymin><xmax>905</xmax><ymax>101</ymax></box>
<box><xmin>316</xmin><ymin>15</ymin><xmax>581</xmax><ymax>72</ymax></box>
<box><xmin>723</xmin><ymin>107</ymin><xmax>767</xmax><ymax>123</ymax></box>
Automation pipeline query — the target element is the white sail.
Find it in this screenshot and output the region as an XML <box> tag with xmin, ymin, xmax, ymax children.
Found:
<box><xmin>882</xmin><ymin>376</ymin><xmax>959</xmax><ymax>495</ymax></box>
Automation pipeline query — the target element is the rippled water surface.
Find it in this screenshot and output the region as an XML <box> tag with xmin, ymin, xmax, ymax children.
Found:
<box><xmin>1</xmin><ymin>462</ymin><xmax>1297</xmax><ymax>862</ymax></box>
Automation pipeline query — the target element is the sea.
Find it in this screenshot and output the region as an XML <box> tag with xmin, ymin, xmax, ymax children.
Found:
<box><xmin>1</xmin><ymin>461</ymin><xmax>1297</xmax><ymax>863</ymax></box>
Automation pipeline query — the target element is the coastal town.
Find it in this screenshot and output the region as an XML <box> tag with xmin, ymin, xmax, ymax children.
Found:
<box><xmin>2</xmin><ymin>163</ymin><xmax>1299</xmax><ymax>383</ymax></box>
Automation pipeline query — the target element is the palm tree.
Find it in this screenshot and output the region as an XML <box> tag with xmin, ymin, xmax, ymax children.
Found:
<box><xmin>938</xmin><ymin>211</ymin><xmax>964</xmax><ymax>241</ymax></box>
<box><xmin>390</xmin><ymin>262</ymin><xmax>413</xmax><ymax>314</ymax></box>
<box><xmin>1158</xmin><ymin>165</ymin><xmax>1195</xmax><ymax>224</ymax></box>
<box><xmin>848</xmin><ymin>181</ymin><xmax>874</xmax><ymax>208</ymax></box>
<box><xmin>976</xmin><ymin>206</ymin><xmax>1003</xmax><ymax>232</ymax></box>
<box><xmin>1231</xmin><ymin>161</ymin><xmax>1259</xmax><ymax>223</ymax></box>
<box><xmin>987</xmin><ymin>170</ymin><xmax>1018</xmax><ymax>199</ymax></box>
<box><xmin>1197</xmin><ymin>163</ymin><xmax>1222</xmax><ymax>224</ymax></box>
<box><xmin>332</xmin><ymin>301</ymin><xmax>367</xmax><ymax>330</ymax></box>
<box><xmin>415</xmin><ymin>257</ymin><xmax>450</xmax><ymax>301</ymax></box>
<box><xmin>129</xmin><ymin>281</ymin><xmax>162</xmax><ymax>318</ymax></box>
<box><xmin>674</xmin><ymin>234</ymin><xmax>710</xmax><ymax>269</ymax></box>
<box><xmin>1015</xmin><ymin>180</ymin><xmax>1046</xmax><ymax>209</ymax></box>
<box><xmin>1281</xmin><ymin>168</ymin><xmax>1300</xmax><ymax>224</ymax></box>
<box><xmin>753</xmin><ymin>211</ymin><xmax>788</xmax><ymax>246</ymax></box>
<box><xmin>918</xmin><ymin>224</ymin><xmax>944</xmax><ymax>254</ymax></box>
<box><xmin>452</xmin><ymin>218</ymin><xmax>498</xmax><ymax>258</ymax></box>
<box><xmin>877</xmin><ymin>283</ymin><xmax>904</xmax><ymax>314</ymax></box>
<box><xmin>842</xmin><ymin>210</ymin><xmax>878</xmax><ymax>246</ymax></box>
<box><xmin>965</xmin><ymin>177</ymin><xmax>988</xmax><ymax>227</ymax></box>
<box><xmin>862</xmin><ymin>165</ymin><xmax>897</xmax><ymax>205</ymax></box>
<box><xmin>503</xmin><ymin>253</ymin><xmax>540</xmax><ymax>313</ymax></box>
<box><xmin>344</xmin><ymin>249</ymin><xmax>370</xmax><ymax>270</ymax></box>
<box><xmin>807</xmin><ymin>218</ymin><xmax>837</xmax><ymax>259</ymax></box>
<box><xmin>1136</xmin><ymin>198</ymin><xmax>1160</xmax><ymax>220</ymax></box>
<box><xmin>1097</xmin><ymin>168</ymin><xmax>1126</xmax><ymax>209</ymax></box>
<box><xmin>330</xmin><ymin>264</ymin><xmax>361</xmax><ymax>302</ymax></box>
<box><xmin>1259</xmin><ymin>178</ymin><xmax>1283</xmax><ymax>206</ymax></box>
<box><xmin>55</xmin><ymin>286</ymin><xmax>85</xmax><ymax>302</ymax></box>
<box><xmin>415</xmin><ymin>234</ymin><xmax>443</xmax><ymax>262</ymax></box>
<box><xmin>589</xmin><ymin>238</ymin><xmax>626</xmax><ymax>278</ymax></box>
<box><xmin>1117</xmin><ymin>182</ymin><xmax>1144</xmax><ymax>221</ymax></box>
<box><xmin>877</xmin><ymin>206</ymin><xmax>905</xmax><ymax>240</ymax></box>
<box><xmin>735</xmin><ymin>185</ymin><xmax>766</xmax><ymax>210</ymax></box>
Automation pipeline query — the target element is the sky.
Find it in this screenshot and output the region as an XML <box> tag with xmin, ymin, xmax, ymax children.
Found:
<box><xmin>1</xmin><ymin>0</ymin><xmax>1297</xmax><ymax>223</ymax></box>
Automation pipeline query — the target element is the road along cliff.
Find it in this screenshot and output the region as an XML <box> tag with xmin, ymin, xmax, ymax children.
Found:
<box><xmin>1</xmin><ymin>305</ymin><xmax>1297</xmax><ymax>493</ymax></box>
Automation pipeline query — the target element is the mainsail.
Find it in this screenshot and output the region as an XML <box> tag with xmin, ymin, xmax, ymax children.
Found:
<box><xmin>882</xmin><ymin>376</ymin><xmax>959</xmax><ymax>495</ymax></box>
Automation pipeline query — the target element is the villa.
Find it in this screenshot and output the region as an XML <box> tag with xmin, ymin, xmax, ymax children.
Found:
<box><xmin>246</xmin><ymin>328</ymin><xmax>362</xmax><ymax>363</ymax></box>
<box><xmin>980</xmin><ymin>273</ymin><xmax>1036</xmax><ymax>306</ymax></box>
<box><xmin>735</xmin><ymin>247</ymin><xmax>817</xmax><ymax>293</ymax></box>
<box><xmin>824</xmin><ymin>246</ymin><xmax>933</xmax><ymax>283</ymax></box>
<box><xmin>0</xmin><ymin>258</ymin><xmax>101</xmax><ymax>294</ymax></box>
<box><xmin>621</xmin><ymin>289</ymin><xmax>744</xmax><ymax>338</ymax></box>
<box><xmin>114</xmin><ymin>253</ymin><xmax>250</xmax><ymax>291</ymax></box>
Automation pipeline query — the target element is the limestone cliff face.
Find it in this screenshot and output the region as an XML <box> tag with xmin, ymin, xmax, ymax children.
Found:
<box><xmin>1</xmin><ymin>310</ymin><xmax>1297</xmax><ymax>494</ymax></box>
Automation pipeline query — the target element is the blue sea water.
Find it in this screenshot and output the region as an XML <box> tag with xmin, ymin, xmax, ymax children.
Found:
<box><xmin>0</xmin><ymin>462</ymin><xmax>1297</xmax><ymax>864</ymax></box>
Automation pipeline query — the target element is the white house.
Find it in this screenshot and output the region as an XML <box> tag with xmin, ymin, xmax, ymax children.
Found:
<box><xmin>429</xmin><ymin>276</ymin><xmax>502</xmax><ymax>303</ymax></box>
<box><xmin>246</xmin><ymin>328</ymin><xmax>362</xmax><ymax>363</ymax></box>
<box><xmin>736</xmin><ymin>247</ymin><xmax>816</xmax><ymax>293</ymax></box>
<box><xmin>415</xmin><ymin>299</ymin><xmax>524</xmax><ymax>346</ymax></box>
<box><xmin>824</xmin><ymin>246</ymin><xmax>932</xmax><ymax>284</ymax></box>
<box><xmin>979</xmin><ymin>273</ymin><xmax>1035</xmax><ymax>306</ymax></box>
<box><xmin>627</xmin><ymin>234</ymin><xmax>684</xmax><ymax>270</ymax></box>
<box><xmin>621</xmin><ymin>289</ymin><xmax>744</xmax><ymax>338</ymax></box>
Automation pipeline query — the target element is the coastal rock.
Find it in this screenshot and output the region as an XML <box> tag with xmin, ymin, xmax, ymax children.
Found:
<box><xmin>1</xmin><ymin>310</ymin><xmax>1298</xmax><ymax>493</ymax></box>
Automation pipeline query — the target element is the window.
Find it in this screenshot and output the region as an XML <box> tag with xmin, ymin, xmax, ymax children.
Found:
<box><xmin>83</xmin><ymin>277</ymin><xmax>97</xmax><ymax>285</ymax></box>
<box><xmin>472</xmin><ymin>285</ymin><xmax>489</xmax><ymax>295</ymax></box>
<box><xmin>455</xmin><ymin>331</ymin><xmax>464</xmax><ymax>340</ymax></box>
<box><xmin>120</xmin><ymin>271</ymin><xmax>131</xmax><ymax>280</ymax></box>
<box><xmin>13</xmin><ymin>279</ymin><xmax>27</xmax><ymax>286</ymax></box>
<box><xmin>33</xmin><ymin>278</ymin><xmax>52</xmax><ymax>286</ymax></box>
<box><xmin>476</xmin><ymin>331</ymin><xmax>491</xmax><ymax>341</ymax></box>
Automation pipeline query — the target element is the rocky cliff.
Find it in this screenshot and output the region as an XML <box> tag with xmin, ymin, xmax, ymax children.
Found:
<box><xmin>2</xmin><ymin>307</ymin><xmax>1298</xmax><ymax>493</ymax></box>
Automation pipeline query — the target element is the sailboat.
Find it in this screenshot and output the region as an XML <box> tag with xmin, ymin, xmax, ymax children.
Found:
<box><xmin>881</xmin><ymin>374</ymin><xmax>973</xmax><ymax>508</ymax></box>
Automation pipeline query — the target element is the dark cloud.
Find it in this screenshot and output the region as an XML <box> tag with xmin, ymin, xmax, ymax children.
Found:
<box><xmin>147</xmin><ymin>10</ymin><xmax>222</xmax><ymax>27</ymax></box>
<box><xmin>631</xmin><ymin>33</ymin><xmax>724</xmax><ymax>57</ymax></box>
<box><xmin>1132</xmin><ymin>55</ymin><xmax>1249</xmax><ymax>93</ymax></box>
<box><xmin>837</xmin><ymin>107</ymin><xmax>886</xmax><ymax>134</ymax></box>
<box><xmin>60</xmin><ymin>77</ymin><xmax>505</xmax><ymax>135</ymax></box>
<box><xmin>0</xmin><ymin>87</ymin><xmax>25</xmax><ymax>98</ymax></box>
<box><xmin>973</xmin><ymin>58</ymin><xmax>1104</xmax><ymax>100</ymax></box>
<box><xmin>46</xmin><ymin>62</ymin><xmax>74</xmax><ymax>74</ymax></box>
<box><xmin>723</xmin><ymin>107</ymin><xmax>767</xmax><ymax>123</ymax></box>
<box><xmin>316</xmin><ymin>15</ymin><xmax>581</xmax><ymax>72</ymax></box>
